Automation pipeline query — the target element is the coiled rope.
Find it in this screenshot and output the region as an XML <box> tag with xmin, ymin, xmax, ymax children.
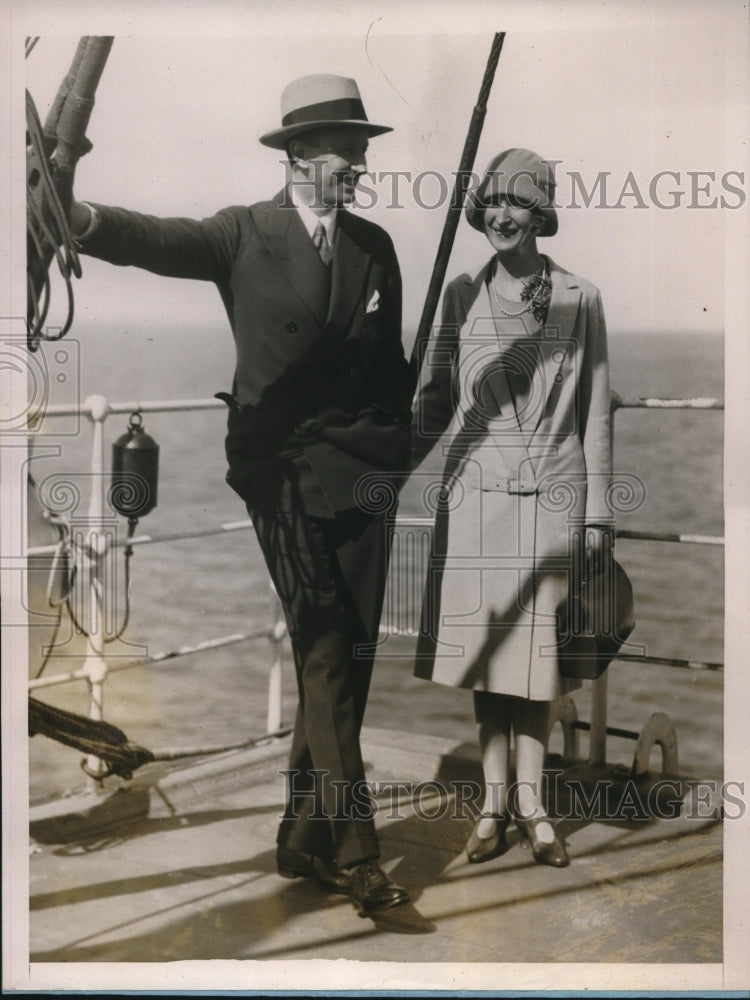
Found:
<box><xmin>25</xmin><ymin>35</ymin><xmax>113</xmax><ymax>351</ymax></box>
<box><xmin>26</xmin><ymin>90</ymin><xmax>81</xmax><ymax>351</ymax></box>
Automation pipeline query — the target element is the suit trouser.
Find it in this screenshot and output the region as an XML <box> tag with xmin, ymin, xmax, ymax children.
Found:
<box><xmin>249</xmin><ymin>499</ymin><xmax>392</xmax><ymax>869</ymax></box>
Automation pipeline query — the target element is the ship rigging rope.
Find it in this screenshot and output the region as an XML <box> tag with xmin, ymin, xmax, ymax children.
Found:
<box><xmin>34</xmin><ymin>513</ymin><xmax>138</xmax><ymax>680</ymax></box>
<box><xmin>26</xmin><ymin>87</ymin><xmax>81</xmax><ymax>351</ymax></box>
<box><xmin>29</xmin><ymin>696</ymin><xmax>292</xmax><ymax>781</ymax></box>
<box><xmin>26</xmin><ymin>35</ymin><xmax>115</xmax><ymax>351</ymax></box>
<box><xmin>34</xmin><ymin>515</ymin><xmax>71</xmax><ymax>679</ymax></box>
<box><xmin>63</xmin><ymin>518</ymin><xmax>138</xmax><ymax>646</ymax></box>
<box><xmin>29</xmin><ymin>697</ymin><xmax>156</xmax><ymax>780</ymax></box>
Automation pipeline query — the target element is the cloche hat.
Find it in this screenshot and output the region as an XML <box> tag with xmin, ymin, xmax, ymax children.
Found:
<box><xmin>259</xmin><ymin>74</ymin><xmax>393</xmax><ymax>149</ymax></box>
<box><xmin>465</xmin><ymin>148</ymin><xmax>559</xmax><ymax>237</ymax></box>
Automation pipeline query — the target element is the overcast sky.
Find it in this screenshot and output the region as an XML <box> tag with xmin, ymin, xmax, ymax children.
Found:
<box><xmin>18</xmin><ymin>0</ymin><xmax>748</xmax><ymax>346</ymax></box>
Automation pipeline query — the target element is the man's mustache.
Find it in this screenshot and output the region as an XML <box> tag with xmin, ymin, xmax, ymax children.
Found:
<box><xmin>333</xmin><ymin>169</ymin><xmax>364</xmax><ymax>185</ymax></box>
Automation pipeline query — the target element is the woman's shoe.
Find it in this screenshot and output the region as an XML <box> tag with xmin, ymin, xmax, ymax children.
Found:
<box><xmin>515</xmin><ymin>814</ymin><xmax>570</xmax><ymax>868</ymax></box>
<box><xmin>466</xmin><ymin>813</ymin><xmax>510</xmax><ymax>864</ymax></box>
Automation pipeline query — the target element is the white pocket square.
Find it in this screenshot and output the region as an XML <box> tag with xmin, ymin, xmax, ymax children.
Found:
<box><xmin>365</xmin><ymin>290</ymin><xmax>380</xmax><ymax>314</ymax></box>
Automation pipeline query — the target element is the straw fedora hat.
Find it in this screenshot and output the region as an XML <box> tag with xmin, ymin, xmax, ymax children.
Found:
<box><xmin>465</xmin><ymin>148</ymin><xmax>559</xmax><ymax>237</ymax></box>
<box><xmin>259</xmin><ymin>74</ymin><xmax>393</xmax><ymax>149</ymax></box>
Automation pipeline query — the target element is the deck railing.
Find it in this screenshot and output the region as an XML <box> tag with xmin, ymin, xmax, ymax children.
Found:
<box><xmin>27</xmin><ymin>392</ymin><xmax>724</xmax><ymax>787</ymax></box>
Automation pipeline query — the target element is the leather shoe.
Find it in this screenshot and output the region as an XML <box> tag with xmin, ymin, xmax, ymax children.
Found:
<box><xmin>277</xmin><ymin>846</ymin><xmax>351</xmax><ymax>895</ymax></box>
<box><xmin>348</xmin><ymin>859</ymin><xmax>409</xmax><ymax>917</ymax></box>
<box><xmin>466</xmin><ymin>813</ymin><xmax>510</xmax><ymax>864</ymax></box>
<box><xmin>515</xmin><ymin>815</ymin><xmax>570</xmax><ymax>868</ymax></box>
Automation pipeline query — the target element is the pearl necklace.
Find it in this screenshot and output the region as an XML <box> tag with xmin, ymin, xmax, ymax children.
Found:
<box><xmin>491</xmin><ymin>260</ymin><xmax>548</xmax><ymax>318</ymax></box>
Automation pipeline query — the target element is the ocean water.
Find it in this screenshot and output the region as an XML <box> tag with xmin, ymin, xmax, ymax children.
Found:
<box><xmin>26</xmin><ymin>326</ymin><xmax>724</xmax><ymax>801</ymax></box>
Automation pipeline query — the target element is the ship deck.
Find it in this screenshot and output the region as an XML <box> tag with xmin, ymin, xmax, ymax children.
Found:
<box><xmin>16</xmin><ymin>381</ymin><xmax>733</xmax><ymax>991</ymax></box>
<box><xmin>27</xmin><ymin>723</ymin><xmax>723</xmax><ymax>989</ymax></box>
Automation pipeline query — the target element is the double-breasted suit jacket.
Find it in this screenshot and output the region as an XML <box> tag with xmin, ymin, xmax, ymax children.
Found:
<box><xmin>81</xmin><ymin>188</ymin><xmax>413</xmax><ymax>866</ymax></box>
<box><xmin>81</xmin><ymin>188</ymin><xmax>413</xmax><ymax>520</ymax></box>
<box><xmin>411</xmin><ymin>256</ymin><xmax>612</xmax><ymax>701</ymax></box>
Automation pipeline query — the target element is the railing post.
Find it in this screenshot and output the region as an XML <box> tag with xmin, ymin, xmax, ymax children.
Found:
<box><xmin>587</xmin><ymin>391</ymin><xmax>621</xmax><ymax>767</ymax></box>
<box><xmin>82</xmin><ymin>394</ymin><xmax>111</xmax><ymax>788</ymax></box>
<box><xmin>588</xmin><ymin>671</ymin><xmax>608</xmax><ymax>766</ymax></box>
<box><xmin>377</xmin><ymin>516</ymin><xmax>433</xmax><ymax>645</ymax></box>
<box><xmin>266</xmin><ymin>582</ymin><xmax>286</xmax><ymax>734</ymax></box>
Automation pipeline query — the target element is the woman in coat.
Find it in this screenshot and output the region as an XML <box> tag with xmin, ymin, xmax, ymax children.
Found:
<box><xmin>411</xmin><ymin>148</ymin><xmax>613</xmax><ymax>867</ymax></box>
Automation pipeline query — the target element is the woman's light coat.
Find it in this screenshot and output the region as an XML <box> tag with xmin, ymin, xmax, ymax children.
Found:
<box><xmin>411</xmin><ymin>255</ymin><xmax>612</xmax><ymax>700</ymax></box>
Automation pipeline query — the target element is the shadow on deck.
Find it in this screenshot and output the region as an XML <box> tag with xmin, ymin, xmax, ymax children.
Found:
<box><xmin>30</xmin><ymin>729</ymin><xmax>722</xmax><ymax>976</ymax></box>
<box><xmin>28</xmin><ymin>726</ymin><xmax>722</xmax><ymax>967</ymax></box>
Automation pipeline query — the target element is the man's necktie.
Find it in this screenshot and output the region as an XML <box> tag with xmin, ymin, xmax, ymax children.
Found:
<box><xmin>312</xmin><ymin>221</ymin><xmax>333</xmax><ymax>267</ymax></box>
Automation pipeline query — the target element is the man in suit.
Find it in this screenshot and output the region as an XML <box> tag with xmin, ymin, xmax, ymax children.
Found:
<box><xmin>66</xmin><ymin>74</ymin><xmax>413</xmax><ymax>916</ymax></box>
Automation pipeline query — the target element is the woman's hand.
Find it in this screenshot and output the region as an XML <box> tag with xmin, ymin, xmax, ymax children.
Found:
<box><xmin>585</xmin><ymin>524</ymin><xmax>615</xmax><ymax>576</ymax></box>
